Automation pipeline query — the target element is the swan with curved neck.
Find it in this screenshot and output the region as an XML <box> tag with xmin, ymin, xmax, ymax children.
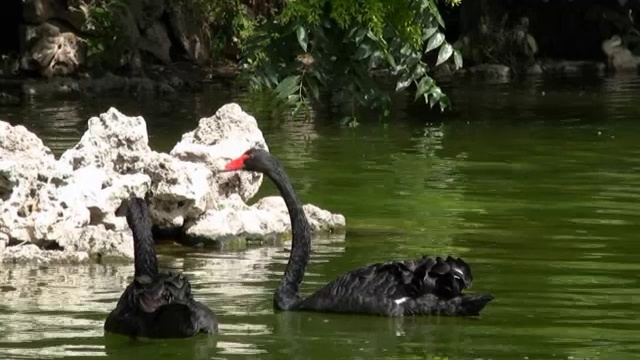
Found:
<box><xmin>104</xmin><ymin>194</ymin><xmax>218</xmax><ymax>338</ymax></box>
<box><xmin>224</xmin><ymin>148</ymin><xmax>494</xmax><ymax>316</ymax></box>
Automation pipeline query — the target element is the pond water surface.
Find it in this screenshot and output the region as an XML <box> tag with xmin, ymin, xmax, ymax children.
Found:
<box><xmin>1</xmin><ymin>75</ymin><xmax>640</xmax><ymax>359</ymax></box>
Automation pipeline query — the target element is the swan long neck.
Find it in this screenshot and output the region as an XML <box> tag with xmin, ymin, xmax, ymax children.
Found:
<box><xmin>127</xmin><ymin>202</ymin><xmax>158</xmax><ymax>278</ymax></box>
<box><xmin>267</xmin><ymin>166</ymin><xmax>311</xmax><ymax>310</ymax></box>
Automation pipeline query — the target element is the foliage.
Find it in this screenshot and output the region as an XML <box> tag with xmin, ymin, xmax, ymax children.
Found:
<box><xmin>80</xmin><ymin>0</ymin><xmax>129</xmax><ymax>71</ymax></box>
<box><xmin>174</xmin><ymin>0</ymin><xmax>256</xmax><ymax>60</ymax></box>
<box><xmin>80</xmin><ymin>0</ymin><xmax>257</xmax><ymax>70</ymax></box>
<box><xmin>205</xmin><ymin>0</ymin><xmax>260</xmax><ymax>60</ymax></box>
<box><xmin>242</xmin><ymin>0</ymin><xmax>463</xmax><ymax>124</ymax></box>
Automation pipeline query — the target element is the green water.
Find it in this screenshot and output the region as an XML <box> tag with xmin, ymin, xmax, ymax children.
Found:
<box><xmin>2</xmin><ymin>75</ymin><xmax>640</xmax><ymax>359</ymax></box>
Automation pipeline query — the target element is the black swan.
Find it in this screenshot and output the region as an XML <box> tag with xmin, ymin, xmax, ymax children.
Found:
<box><xmin>104</xmin><ymin>194</ymin><xmax>218</xmax><ymax>338</ymax></box>
<box><xmin>223</xmin><ymin>148</ymin><xmax>494</xmax><ymax>317</ymax></box>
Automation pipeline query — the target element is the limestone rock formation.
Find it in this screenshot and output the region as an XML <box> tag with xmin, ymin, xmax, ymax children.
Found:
<box><xmin>0</xmin><ymin>104</ymin><xmax>346</xmax><ymax>263</ymax></box>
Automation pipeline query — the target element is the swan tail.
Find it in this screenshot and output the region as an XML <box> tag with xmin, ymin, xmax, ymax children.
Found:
<box><xmin>456</xmin><ymin>294</ymin><xmax>494</xmax><ymax>316</ymax></box>
<box><xmin>413</xmin><ymin>256</ymin><xmax>474</xmax><ymax>299</ymax></box>
<box><xmin>405</xmin><ymin>293</ymin><xmax>494</xmax><ymax>316</ymax></box>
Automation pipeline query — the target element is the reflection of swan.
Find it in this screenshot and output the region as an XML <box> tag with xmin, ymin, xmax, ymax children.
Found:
<box><xmin>224</xmin><ymin>149</ymin><xmax>494</xmax><ymax>317</ymax></box>
<box><xmin>271</xmin><ymin>310</ymin><xmax>469</xmax><ymax>359</ymax></box>
<box><xmin>104</xmin><ymin>195</ymin><xmax>217</xmax><ymax>338</ymax></box>
<box><xmin>104</xmin><ymin>333</ymin><xmax>219</xmax><ymax>360</ymax></box>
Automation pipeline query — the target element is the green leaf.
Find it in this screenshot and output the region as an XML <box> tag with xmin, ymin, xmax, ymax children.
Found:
<box><xmin>410</xmin><ymin>63</ymin><xmax>426</xmax><ymax>82</ymax></box>
<box><xmin>400</xmin><ymin>44</ymin><xmax>412</xmax><ymax>56</ymax></box>
<box><xmin>405</xmin><ymin>53</ymin><xmax>421</xmax><ymax>69</ymax></box>
<box><xmin>439</xmin><ymin>94</ymin><xmax>451</xmax><ymax>112</ymax></box>
<box><xmin>285</xmin><ymin>94</ymin><xmax>300</xmax><ymax>106</ymax></box>
<box><xmin>264</xmin><ymin>63</ymin><xmax>279</xmax><ymax>87</ymax></box>
<box><xmin>305</xmin><ymin>76</ymin><xmax>321</xmax><ymax>101</ymax></box>
<box><xmin>384</xmin><ymin>51</ymin><xmax>397</xmax><ymax>69</ymax></box>
<box><xmin>422</xmin><ymin>26</ymin><xmax>438</xmax><ymax>41</ymax></box>
<box><xmin>275</xmin><ymin>75</ymin><xmax>300</xmax><ymax>99</ymax></box>
<box><xmin>425</xmin><ymin>33</ymin><xmax>445</xmax><ymax>53</ymax></box>
<box><xmin>366</xmin><ymin>30</ymin><xmax>377</xmax><ymax>41</ymax></box>
<box><xmin>428</xmin><ymin>3</ymin><xmax>446</xmax><ymax>28</ymax></box>
<box><xmin>296</xmin><ymin>26</ymin><xmax>308</xmax><ymax>52</ymax></box>
<box><xmin>428</xmin><ymin>86</ymin><xmax>443</xmax><ymax>108</ymax></box>
<box><xmin>310</xmin><ymin>69</ymin><xmax>327</xmax><ymax>86</ymax></box>
<box><xmin>292</xmin><ymin>100</ymin><xmax>303</xmax><ymax>117</ymax></box>
<box><xmin>414</xmin><ymin>76</ymin><xmax>434</xmax><ymax>101</ymax></box>
<box><xmin>453</xmin><ymin>49</ymin><xmax>463</xmax><ymax>69</ymax></box>
<box><xmin>396</xmin><ymin>74</ymin><xmax>412</xmax><ymax>92</ymax></box>
<box><xmin>354</xmin><ymin>28</ymin><xmax>367</xmax><ymax>45</ymax></box>
<box><xmin>354</xmin><ymin>41</ymin><xmax>374</xmax><ymax>60</ymax></box>
<box><xmin>436</xmin><ymin>43</ymin><xmax>454</xmax><ymax>66</ymax></box>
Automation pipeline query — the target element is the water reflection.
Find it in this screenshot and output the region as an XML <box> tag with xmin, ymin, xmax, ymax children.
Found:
<box><xmin>0</xmin><ymin>234</ymin><xmax>346</xmax><ymax>358</ymax></box>
<box><xmin>3</xmin><ymin>76</ymin><xmax>640</xmax><ymax>358</ymax></box>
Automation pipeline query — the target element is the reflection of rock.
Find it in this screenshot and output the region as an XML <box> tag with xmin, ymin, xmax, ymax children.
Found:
<box><xmin>20</xmin><ymin>72</ymin><xmax>187</xmax><ymax>97</ymax></box>
<box><xmin>453</xmin><ymin>14</ymin><xmax>538</xmax><ymax>70</ymax></box>
<box><xmin>171</xmin><ymin>234</ymin><xmax>346</xmax><ymax>301</ymax></box>
<box><xmin>526</xmin><ymin>63</ymin><xmax>544</xmax><ymax>75</ymax></box>
<box><xmin>0</xmin><ymin>262</ymin><xmax>133</xmax><ymax>346</ymax></box>
<box><xmin>0</xmin><ymin>235</ymin><xmax>345</xmax><ymax>350</ymax></box>
<box><xmin>0</xmin><ymin>104</ymin><xmax>346</xmax><ymax>263</ymax></box>
<box><xmin>468</xmin><ymin>64</ymin><xmax>511</xmax><ymax>81</ymax></box>
<box><xmin>602</xmin><ymin>35</ymin><xmax>640</xmax><ymax>72</ymax></box>
<box><xmin>541</xmin><ymin>60</ymin><xmax>606</xmax><ymax>76</ymax></box>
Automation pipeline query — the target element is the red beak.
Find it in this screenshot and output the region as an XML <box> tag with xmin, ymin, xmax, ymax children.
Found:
<box><xmin>224</xmin><ymin>154</ymin><xmax>249</xmax><ymax>171</ymax></box>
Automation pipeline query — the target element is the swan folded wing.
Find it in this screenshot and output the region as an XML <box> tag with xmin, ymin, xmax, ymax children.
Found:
<box><xmin>105</xmin><ymin>273</ymin><xmax>210</xmax><ymax>338</ymax></box>
<box><xmin>134</xmin><ymin>272</ymin><xmax>193</xmax><ymax>313</ymax></box>
<box><xmin>295</xmin><ymin>257</ymin><xmax>481</xmax><ymax>316</ymax></box>
<box><xmin>144</xmin><ymin>303</ymin><xmax>203</xmax><ymax>338</ymax></box>
<box><xmin>294</xmin><ymin>262</ymin><xmax>424</xmax><ymax>316</ymax></box>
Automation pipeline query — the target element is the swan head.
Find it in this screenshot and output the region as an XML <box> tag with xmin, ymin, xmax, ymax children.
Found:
<box><xmin>115</xmin><ymin>191</ymin><xmax>153</xmax><ymax>230</ymax></box>
<box><xmin>223</xmin><ymin>148</ymin><xmax>277</xmax><ymax>174</ymax></box>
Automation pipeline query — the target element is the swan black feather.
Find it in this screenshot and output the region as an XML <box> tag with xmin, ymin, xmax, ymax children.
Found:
<box><xmin>224</xmin><ymin>148</ymin><xmax>494</xmax><ymax>317</ymax></box>
<box><xmin>104</xmin><ymin>194</ymin><xmax>218</xmax><ymax>338</ymax></box>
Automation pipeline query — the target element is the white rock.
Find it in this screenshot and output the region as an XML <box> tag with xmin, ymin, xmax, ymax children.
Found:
<box><xmin>303</xmin><ymin>203</ymin><xmax>348</xmax><ymax>232</ymax></box>
<box><xmin>0</xmin><ymin>120</ymin><xmax>67</xmax><ymax>206</ymax></box>
<box><xmin>0</xmin><ymin>120</ymin><xmax>54</xmax><ymax>160</ymax></box>
<box><xmin>59</xmin><ymin>107</ymin><xmax>213</xmax><ymax>228</ymax></box>
<box><xmin>85</xmin><ymin>173</ymin><xmax>151</xmax><ymax>221</ymax></box>
<box><xmin>185</xmin><ymin>195</ymin><xmax>346</xmax><ymax>243</ymax></box>
<box><xmin>0</xmin><ymin>104</ymin><xmax>348</xmax><ymax>262</ymax></box>
<box><xmin>59</xmin><ymin>107</ymin><xmax>150</xmax><ymax>171</ymax></box>
<box><xmin>143</xmin><ymin>153</ymin><xmax>214</xmax><ymax>227</ymax></box>
<box><xmin>171</xmin><ymin>103</ymin><xmax>268</xmax><ymax>202</ymax></box>
<box><xmin>0</xmin><ymin>233</ymin><xmax>7</xmax><ymax>251</ymax></box>
<box><xmin>55</xmin><ymin>224</ymin><xmax>134</xmax><ymax>260</ymax></box>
